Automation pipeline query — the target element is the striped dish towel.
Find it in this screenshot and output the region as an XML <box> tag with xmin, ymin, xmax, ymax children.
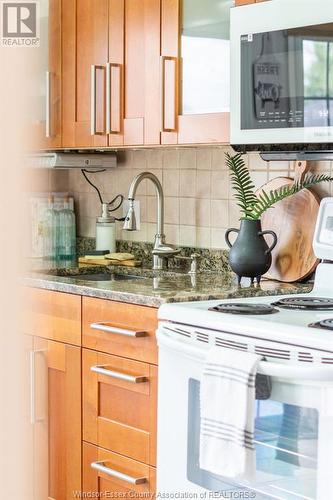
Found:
<box><xmin>199</xmin><ymin>347</ymin><xmax>262</xmax><ymax>479</ymax></box>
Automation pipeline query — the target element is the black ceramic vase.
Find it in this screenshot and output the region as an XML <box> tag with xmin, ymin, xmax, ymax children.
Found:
<box><xmin>225</xmin><ymin>219</ymin><xmax>277</xmax><ymax>285</ymax></box>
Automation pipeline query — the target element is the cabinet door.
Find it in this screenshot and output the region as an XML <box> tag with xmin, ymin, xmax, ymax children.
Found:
<box><xmin>107</xmin><ymin>0</ymin><xmax>161</xmax><ymax>146</ymax></box>
<box><xmin>31</xmin><ymin>337</ymin><xmax>81</xmax><ymax>500</ymax></box>
<box><xmin>161</xmin><ymin>0</ymin><xmax>232</xmax><ymax>144</ymax></box>
<box><xmin>83</xmin><ymin>442</ymin><xmax>156</xmax><ymax>497</ymax></box>
<box><xmin>83</xmin><ymin>349</ymin><xmax>157</xmax><ymax>466</ymax></box>
<box><xmin>30</xmin><ymin>0</ymin><xmax>62</xmax><ymax>149</ymax></box>
<box><xmin>63</xmin><ymin>0</ymin><xmax>109</xmax><ymax>147</ymax></box>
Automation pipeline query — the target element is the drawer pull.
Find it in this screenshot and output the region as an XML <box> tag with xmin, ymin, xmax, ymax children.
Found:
<box><xmin>91</xmin><ymin>460</ymin><xmax>147</xmax><ymax>485</ymax></box>
<box><xmin>90</xmin><ymin>322</ymin><xmax>146</xmax><ymax>338</ymax></box>
<box><xmin>91</xmin><ymin>365</ymin><xmax>147</xmax><ymax>383</ymax></box>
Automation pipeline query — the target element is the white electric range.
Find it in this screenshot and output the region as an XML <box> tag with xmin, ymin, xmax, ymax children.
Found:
<box><xmin>157</xmin><ymin>198</ymin><xmax>333</xmax><ymax>500</ymax></box>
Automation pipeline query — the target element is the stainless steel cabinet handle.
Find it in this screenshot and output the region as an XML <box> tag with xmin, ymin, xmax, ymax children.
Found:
<box><xmin>91</xmin><ymin>364</ymin><xmax>147</xmax><ymax>383</ymax></box>
<box><xmin>106</xmin><ymin>63</ymin><xmax>111</xmax><ymax>134</ymax></box>
<box><xmin>46</xmin><ymin>71</ymin><xmax>51</xmax><ymax>138</ymax></box>
<box><xmin>91</xmin><ymin>65</ymin><xmax>97</xmax><ymax>135</ymax></box>
<box><xmin>30</xmin><ymin>349</ymin><xmax>46</xmax><ymax>424</ymax></box>
<box><xmin>90</xmin><ymin>322</ymin><xmax>146</xmax><ymax>338</ymax></box>
<box><xmin>91</xmin><ymin>461</ymin><xmax>147</xmax><ymax>485</ymax></box>
<box><xmin>106</xmin><ymin>62</ymin><xmax>122</xmax><ymax>134</ymax></box>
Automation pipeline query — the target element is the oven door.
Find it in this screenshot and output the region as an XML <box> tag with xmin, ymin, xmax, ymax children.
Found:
<box><xmin>157</xmin><ymin>327</ymin><xmax>333</xmax><ymax>499</ymax></box>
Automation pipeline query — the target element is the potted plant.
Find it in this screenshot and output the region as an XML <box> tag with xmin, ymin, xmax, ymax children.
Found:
<box><xmin>225</xmin><ymin>153</ymin><xmax>332</xmax><ymax>285</ymax></box>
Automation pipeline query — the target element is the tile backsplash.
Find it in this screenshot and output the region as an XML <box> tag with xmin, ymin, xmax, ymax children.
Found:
<box><xmin>33</xmin><ymin>147</ymin><xmax>333</xmax><ymax>250</ymax></box>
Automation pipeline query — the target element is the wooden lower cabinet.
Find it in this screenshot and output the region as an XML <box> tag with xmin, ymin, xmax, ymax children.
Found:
<box><xmin>83</xmin><ymin>348</ymin><xmax>157</xmax><ymax>466</ymax></box>
<box><xmin>24</xmin><ymin>288</ymin><xmax>81</xmax><ymax>346</ymax></box>
<box><xmin>83</xmin><ymin>442</ymin><xmax>156</xmax><ymax>496</ymax></box>
<box><xmin>32</xmin><ymin>336</ymin><xmax>81</xmax><ymax>500</ymax></box>
<box><xmin>82</xmin><ymin>297</ymin><xmax>158</xmax><ymax>364</ymax></box>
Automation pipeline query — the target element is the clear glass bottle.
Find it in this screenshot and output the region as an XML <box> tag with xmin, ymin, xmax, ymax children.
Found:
<box><xmin>43</xmin><ymin>195</ymin><xmax>59</xmax><ymax>269</ymax></box>
<box><xmin>58</xmin><ymin>195</ymin><xmax>76</xmax><ymax>265</ymax></box>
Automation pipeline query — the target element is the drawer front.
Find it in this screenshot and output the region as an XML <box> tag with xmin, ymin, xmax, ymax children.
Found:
<box><xmin>23</xmin><ymin>288</ymin><xmax>81</xmax><ymax>345</ymax></box>
<box><xmin>83</xmin><ymin>349</ymin><xmax>157</xmax><ymax>466</ymax></box>
<box><xmin>82</xmin><ymin>297</ymin><xmax>158</xmax><ymax>364</ymax></box>
<box><xmin>83</xmin><ymin>442</ymin><xmax>156</xmax><ymax>496</ymax></box>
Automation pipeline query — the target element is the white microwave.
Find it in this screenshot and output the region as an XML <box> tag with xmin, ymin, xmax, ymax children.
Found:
<box><xmin>230</xmin><ymin>0</ymin><xmax>333</xmax><ymax>153</ymax></box>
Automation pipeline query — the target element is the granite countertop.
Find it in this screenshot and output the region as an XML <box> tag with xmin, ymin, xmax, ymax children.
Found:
<box><xmin>24</xmin><ymin>264</ymin><xmax>313</xmax><ymax>308</ymax></box>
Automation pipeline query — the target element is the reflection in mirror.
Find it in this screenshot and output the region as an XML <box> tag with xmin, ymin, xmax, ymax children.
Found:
<box><xmin>181</xmin><ymin>0</ymin><xmax>234</xmax><ymax>115</ymax></box>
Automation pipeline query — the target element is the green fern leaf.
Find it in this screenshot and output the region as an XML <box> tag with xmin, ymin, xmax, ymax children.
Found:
<box><xmin>250</xmin><ymin>174</ymin><xmax>333</xmax><ymax>220</ymax></box>
<box><xmin>225</xmin><ymin>153</ymin><xmax>258</xmax><ymax>218</ymax></box>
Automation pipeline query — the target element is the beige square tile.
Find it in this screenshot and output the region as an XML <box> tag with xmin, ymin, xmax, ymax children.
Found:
<box><xmin>162</xmin><ymin>149</ymin><xmax>179</xmax><ymax>169</ymax></box>
<box><xmin>196</xmin><ymin>148</ymin><xmax>211</xmax><ymax>170</ymax></box>
<box><xmin>116</xmin><ymin>221</ymin><xmax>124</xmax><ymax>239</ymax></box>
<box><xmin>228</xmin><ymin>200</ymin><xmax>241</xmax><ymax>227</ymax></box>
<box><xmin>165</xmin><ymin>197</ymin><xmax>179</xmax><ymax>224</ymax></box>
<box><xmin>147</xmin><ymin>223</ymin><xmax>156</xmax><ymax>242</ymax></box>
<box><xmin>180</xmin><ymin>170</ymin><xmax>196</xmax><ymax>197</ymax></box>
<box><xmin>147</xmin><ymin>149</ymin><xmax>163</xmax><ymax>170</ymax></box>
<box><xmin>196</xmin><ymin>227</ymin><xmax>211</xmax><ymax>248</ymax></box>
<box><xmin>132</xmin><ymin>150</ymin><xmax>147</xmax><ymax>169</ymax></box>
<box><xmin>211</xmin><ymin>228</ymin><xmax>228</xmax><ymax>250</ymax></box>
<box><xmin>136</xmin><ymin>195</ymin><xmax>147</xmax><ymax>223</ymax></box>
<box><xmin>117</xmin><ymin>150</ymin><xmax>132</xmax><ymax>168</ymax></box>
<box><xmin>50</xmin><ymin>170</ymin><xmax>69</xmax><ymax>192</ymax></box>
<box><xmin>146</xmin><ymin>196</ymin><xmax>157</xmax><ymax>223</ymax></box>
<box><xmin>211</xmin><ymin>199</ymin><xmax>229</xmax><ymax>229</ymax></box>
<box><xmin>211</xmin><ymin>147</ymin><xmax>225</xmax><ymax>170</ymax></box>
<box><xmin>248</xmin><ymin>153</ymin><xmax>268</xmax><ymax>171</ymax></box>
<box><xmin>179</xmin><ymin>225</ymin><xmax>196</xmax><ymax>247</ymax></box>
<box><xmin>163</xmin><ymin>169</ymin><xmax>180</xmax><ymax>197</ymax></box>
<box><xmin>268</xmin><ymin>170</ymin><xmax>289</xmax><ymax>181</ymax></box>
<box><xmin>114</xmin><ymin>168</ymin><xmax>133</xmax><ymax>196</ymax></box>
<box><xmin>165</xmin><ymin>224</ymin><xmax>180</xmax><ymax>245</ymax></box>
<box><xmin>196</xmin><ymin>170</ymin><xmax>211</xmax><ymax>199</ymax></box>
<box><xmin>269</xmin><ymin>160</ymin><xmax>290</xmax><ymax>171</ymax></box>
<box><xmin>130</xmin><ymin>223</ymin><xmax>147</xmax><ymax>242</ymax></box>
<box><xmin>78</xmin><ymin>193</ymin><xmax>100</xmax><ymax>218</ymax></box>
<box><xmin>147</xmin><ymin>170</ymin><xmax>162</xmax><ymax>195</ymax></box>
<box><xmin>196</xmin><ymin>199</ymin><xmax>210</xmax><ymax>227</ymax></box>
<box><xmin>250</xmin><ymin>171</ymin><xmax>269</xmax><ymax>190</ymax></box>
<box><xmin>78</xmin><ymin>216</ymin><xmax>95</xmax><ymax>238</ymax></box>
<box><xmin>180</xmin><ymin>198</ymin><xmax>196</xmax><ymax>225</ymax></box>
<box><xmin>179</xmin><ymin>149</ymin><xmax>196</xmax><ymax>170</ymax></box>
<box><xmin>211</xmin><ymin>170</ymin><xmax>229</xmax><ymax>199</ymax></box>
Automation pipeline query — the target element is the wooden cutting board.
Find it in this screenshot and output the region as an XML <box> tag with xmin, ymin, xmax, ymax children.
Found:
<box><xmin>256</xmin><ymin>161</ymin><xmax>320</xmax><ymax>283</ymax></box>
<box><xmin>78</xmin><ymin>257</ymin><xmax>142</xmax><ymax>267</ymax></box>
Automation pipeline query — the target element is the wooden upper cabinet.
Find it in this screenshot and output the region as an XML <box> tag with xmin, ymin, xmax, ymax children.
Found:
<box><xmin>63</xmin><ymin>0</ymin><xmax>161</xmax><ymax>148</ymax></box>
<box><xmin>63</xmin><ymin>0</ymin><xmax>109</xmax><ymax>148</ymax></box>
<box><xmin>31</xmin><ymin>0</ymin><xmax>62</xmax><ymax>149</ymax></box>
<box><xmin>235</xmin><ymin>0</ymin><xmax>254</xmax><ymax>4</ymax></box>
<box><xmin>111</xmin><ymin>0</ymin><xmax>161</xmax><ymax>146</ymax></box>
<box><xmin>32</xmin><ymin>337</ymin><xmax>81</xmax><ymax>500</ymax></box>
<box><xmin>160</xmin><ymin>0</ymin><xmax>232</xmax><ymax>145</ymax></box>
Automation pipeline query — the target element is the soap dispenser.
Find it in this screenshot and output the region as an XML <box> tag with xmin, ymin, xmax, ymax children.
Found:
<box><xmin>96</xmin><ymin>203</ymin><xmax>116</xmax><ymax>253</ymax></box>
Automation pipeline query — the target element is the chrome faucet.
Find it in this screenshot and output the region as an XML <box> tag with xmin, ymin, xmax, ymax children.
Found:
<box><xmin>123</xmin><ymin>172</ymin><xmax>180</xmax><ymax>269</ymax></box>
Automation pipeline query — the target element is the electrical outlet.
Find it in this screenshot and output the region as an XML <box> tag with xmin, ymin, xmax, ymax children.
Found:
<box><xmin>122</xmin><ymin>200</ymin><xmax>141</xmax><ymax>230</ymax></box>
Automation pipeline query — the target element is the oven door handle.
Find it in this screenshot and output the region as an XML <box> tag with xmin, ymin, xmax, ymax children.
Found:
<box><xmin>157</xmin><ymin>327</ymin><xmax>333</xmax><ymax>382</ymax></box>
